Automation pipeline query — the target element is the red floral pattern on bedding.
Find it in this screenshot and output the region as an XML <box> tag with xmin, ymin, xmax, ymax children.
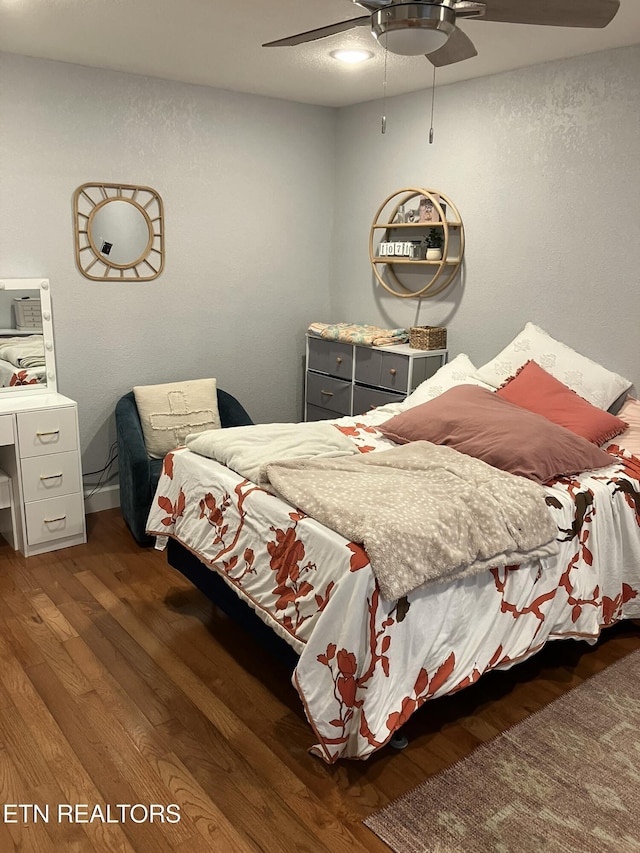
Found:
<box><xmin>156</xmin><ymin>488</ymin><xmax>185</xmax><ymax>527</ymax></box>
<box><xmin>9</xmin><ymin>370</ymin><xmax>39</xmax><ymax>386</ymax></box>
<box><xmin>268</xmin><ymin>518</ymin><xmax>318</xmax><ymax>630</ymax></box>
<box><xmin>347</xmin><ymin>543</ymin><xmax>369</xmax><ymax>572</ymax></box>
<box><xmin>147</xmin><ymin>421</ymin><xmax>640</xmax><ymax>763</ymax></box>
<box><xmin>154</xmin><ymin>472</ymin><xmax>345</xmax><ymax>645</ymax></box>
<box><xmin>335</xmin><ymin>422</ymin><xmax>380</xmax><ymax>454</ymax></box>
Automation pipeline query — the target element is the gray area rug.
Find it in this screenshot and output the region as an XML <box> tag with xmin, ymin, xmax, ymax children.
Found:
<box><xmin>364</xmin><ymin>649</ymin><xmax>640</xmax><ymax>852</ymax></box>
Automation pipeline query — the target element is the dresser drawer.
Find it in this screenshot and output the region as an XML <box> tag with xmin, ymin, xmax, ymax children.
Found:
<box><xmin>355</xmin><ymin>349</ymin><xmax>409</xmax><ymax>392</ymax></box>
<box><xmin>306</xmin><ymin>403</ymin><xmax>339</xmax><ymax>422</ymax></box>
<box><xmin>17</xmin><ymin>407</ymin><xmax>78</xmax><ymax>458</ymax></box>
<box><xmin>353</xmin><ymin>385</ymin><xmax>405</xmax><ymax>415</ymax></box>
<box><xmin>24</xmin><ymin>492</ymin><xmax>85</xmax><ymax>546</ymax></box>
<box><xmin>0</xmin><ymin>414</ymin><xmax>13</xmax><ymax>446</ymax></box>
<box><xmin>306</xmin><ymin>372</ymin><xmax>352</xmax><ymax>415</ymax></box>
<box><xmin>20</xmin><ymin>451</ymin><xmax>81</xmax><ymax>503</ymax></box>
<box><xmin>307</xmin><ymin>338</ymin><xmax>353</xmax><ymax>380</ymax></box>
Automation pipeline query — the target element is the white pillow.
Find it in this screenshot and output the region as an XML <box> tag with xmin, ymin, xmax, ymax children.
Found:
<box><xmin>403</xmin><ymin>353</ymin><xmax>491</xmax><ymax>409</ymax></box>
<box><xmin>133</xmin><ymin>378</ymin><xmax>221</xmax><ymax>459</ymax></box>
<box><xmin>473</xmin><ymin>323</ymin><xmax>632</xmax><ymax>411</ymax></box>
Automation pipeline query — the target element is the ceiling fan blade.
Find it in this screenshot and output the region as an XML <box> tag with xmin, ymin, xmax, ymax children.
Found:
<box><xmin>477</xmin><ymin>0</ymin><xmax>620</xmax><ymax>28</ymax></box>
<box><xmin>427</xmin><ymin>26</ymin><xmax>477</xmax><ymax>67</ymax></box>
<box><xmin>262</xmin><ymin>16</ymin><xmax>370</xmax><ymax>48</ymax></box>
<box><xmin>353</xmin><ymin>0</ymin><xmax>392</xmax><ymax>10</ymax></box>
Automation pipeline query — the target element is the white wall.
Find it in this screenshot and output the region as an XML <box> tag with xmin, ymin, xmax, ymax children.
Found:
<box><xmin>1</xmin><ymin>46</ymin><xmax>638</xmax><ymax>504</ymax></box>
<box><xmin>331</xmin><ymin>45</ymin><xmax>640</xmax><ymax>387</ymax></box>
<box><xmin>0</xmin><ymin>53</ymin><xmax>336</xmax><ymax>484</ymax></box>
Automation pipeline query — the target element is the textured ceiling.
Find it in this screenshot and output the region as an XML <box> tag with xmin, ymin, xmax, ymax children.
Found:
<box><xmin>1</xmin><ymin>0</ymin><xmax>639</xmax><ymax>107</ymax></box>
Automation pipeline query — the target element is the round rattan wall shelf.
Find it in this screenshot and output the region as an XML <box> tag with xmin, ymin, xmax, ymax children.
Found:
<box><xmin>369</xmin><ymin>188</ymin><xmax>464</xmax><ymax>299</ymax></box>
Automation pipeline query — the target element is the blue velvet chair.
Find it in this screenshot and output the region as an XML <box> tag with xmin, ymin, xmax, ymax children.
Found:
<box><xmin>115</xmin><ymin>388</ymin><xmax>253</xmax><ymax>546</ymax></box>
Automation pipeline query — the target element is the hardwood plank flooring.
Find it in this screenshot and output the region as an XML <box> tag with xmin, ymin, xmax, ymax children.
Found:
<box><xmin>0</xmin><ymin>508</ymin><xmax>639</xmax><ymax>852</ymax></box>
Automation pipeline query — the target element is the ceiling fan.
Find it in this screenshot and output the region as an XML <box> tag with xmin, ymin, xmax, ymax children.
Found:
<box><xmin>263</xmin><ymin>0</ymin><xmax>620</xmax><ymax>68</ymax></box>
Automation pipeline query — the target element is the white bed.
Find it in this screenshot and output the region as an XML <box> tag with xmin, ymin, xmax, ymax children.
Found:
<box><xmin>147</xmin><ymin>325</ymin><xmax>640</xmax><ymax>762</ymax></box>
<box><xmin>147</xmin><ymin>403</ymin><xmax>640</xmax><ymax>762</ymax></box>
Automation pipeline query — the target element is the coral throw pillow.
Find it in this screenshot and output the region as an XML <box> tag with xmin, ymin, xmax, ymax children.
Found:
<box><xmin>378</xmin><ymin>384</ymin><xmax>614</xmax><ymax>484</ymax></box>
<box><xmin>496</xmin><ymin>361</ymin><xmax>628</xmax><ymax>445</ymax></box>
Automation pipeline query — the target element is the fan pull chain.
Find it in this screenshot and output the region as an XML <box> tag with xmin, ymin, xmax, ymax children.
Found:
<box><xmin>429</xmin><ymin>66</ymin><xmax>436</xmax><ymax>143</ymax></box>
<box><xmin>381</xmin><ymin>40</ymin><xmax>389</xmax><ymax>134</ymax></box>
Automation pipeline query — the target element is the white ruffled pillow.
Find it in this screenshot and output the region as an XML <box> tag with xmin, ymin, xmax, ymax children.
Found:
<box><xmin>473</xmin><ymin>323</ymin><xmax>632</xmax><ymax>411</ymax></box>
<box><xmin>403</xmin><ymin>353</ymin><xmax>491</xmax><ymax>409</ymax></box>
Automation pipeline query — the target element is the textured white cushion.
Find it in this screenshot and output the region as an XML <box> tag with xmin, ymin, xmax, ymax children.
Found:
<box><xmin>403</xmin><ymin>353</ymin><xmax>491</xmax><ymax>409</ymax></box>
<box><xmin>133</xmin><ymin>378</ymin><xmax>220</xmax><ymax>459</ymax></box>
<box><xmin>473</xmin><ymin>323</ymin><xmax>632</xmax><ymax>411</ymax></box>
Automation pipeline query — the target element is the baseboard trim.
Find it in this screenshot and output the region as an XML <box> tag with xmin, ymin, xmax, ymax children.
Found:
<box><xmin>84</xmin><ymin>483</ymin><xmax>120</xmax><ymax>515</ymax></box>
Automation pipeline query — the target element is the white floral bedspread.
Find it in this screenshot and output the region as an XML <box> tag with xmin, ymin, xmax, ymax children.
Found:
<box><xmin>0</xmin><ymin>356</ymin><xmax>44</xmax><ymax>388</ymax></box>
<box><xmin>146</xmin><ymin>413</ymin><xmax>640</xmax><ymax>763</ymax></box>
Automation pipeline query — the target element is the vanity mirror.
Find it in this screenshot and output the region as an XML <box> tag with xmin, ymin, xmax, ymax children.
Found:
<box><xmin>0</xmin><ymin>278</ymin><xmax>56</xmax><ymax>394</ymax></box>
<box><xmin>73</xmin><ymin>182</ymin><xmax>165</xmax><ymax>281</ymax></box>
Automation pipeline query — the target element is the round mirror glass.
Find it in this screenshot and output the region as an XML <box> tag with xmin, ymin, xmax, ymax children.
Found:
<box><xmin>89</xmin><ymin>199</ymin><xmax>151</xmax><ymax>267</ymax></box>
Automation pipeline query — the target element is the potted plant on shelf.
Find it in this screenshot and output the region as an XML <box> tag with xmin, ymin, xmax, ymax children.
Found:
<box><xmin>424</xmin><ymin>228</ymin><xmax>444</xmax><ymax>261</ymax></box>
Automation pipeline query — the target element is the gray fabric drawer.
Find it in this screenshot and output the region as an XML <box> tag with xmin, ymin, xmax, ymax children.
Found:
<box><xmin>353</xmin><ymin>385</ymin><xmax>405</xmax><ymax>415</ymax></box>
<box><xmin>306</xmin><ymin>372</ymin><xmax>352</xmax><ymax>415</ymax></box>
<box><xmin>307</xmin><ymin>338</ymin><xmax>353</xmax><ymax>380</ymax></box>
<box><xmin>305</xmin><ymin>404</ymin><xmax>338</xmax><ymax>422</ymax></box>
<box><xmin>355</xmin><ymin>348</ymin><xmax>410</xmax><ymax>392</ymax></box>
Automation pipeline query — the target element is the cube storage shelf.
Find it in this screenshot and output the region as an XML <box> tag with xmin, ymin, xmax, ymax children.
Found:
<box><xmin>304</xmin><ymin>335</ymin><xmax>447</xmax><ymax>422</ymax></box>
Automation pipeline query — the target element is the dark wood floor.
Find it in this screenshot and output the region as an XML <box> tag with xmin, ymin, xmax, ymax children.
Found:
<box><xmin>1</xmin><ymin>509</ymin><xmax>639</xmax><ymax>852</ymax></box>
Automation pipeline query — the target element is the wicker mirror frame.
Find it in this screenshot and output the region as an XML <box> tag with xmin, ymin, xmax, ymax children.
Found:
<box><xmin>73</xmin><ymin>182</ymin><xmax>165</xmax><ymax>281</ymax></box>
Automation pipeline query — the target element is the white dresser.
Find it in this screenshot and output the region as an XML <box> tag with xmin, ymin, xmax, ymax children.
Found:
<box><xmin>305</xmin><ymin>336</ymin><xmax>447</xmax><ymax>421</ymax></box>
<box><xmin>0</xmin><ymin>276</ymin><xmax>87</xmax><ymax>557</ymax></box>
<box><xmin>0</xmin><ymin>393</ymin><xmax>86</xmax><ymax>557</ymax></box>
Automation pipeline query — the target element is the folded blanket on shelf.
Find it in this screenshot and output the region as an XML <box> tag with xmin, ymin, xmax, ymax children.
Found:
<box><xmin>308</xmin><ymin>322</ymin><xmax>409</xmax><ymax>347</ymax></box>
<box><xmin>265</xmin><ymin>441</ymin><xmax>559</xmax><ymax>600</ymax></box>
<box><xmin>0</xmin><ymin>335</ymin><xmax>46</xmax><ymax>368</ymax></box>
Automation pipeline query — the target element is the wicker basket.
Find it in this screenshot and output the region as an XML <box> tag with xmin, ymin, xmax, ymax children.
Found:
<box><xmin>409</xmin><ymin>326</ymin><xmax>447</xmax><ymax>350</ymax></box>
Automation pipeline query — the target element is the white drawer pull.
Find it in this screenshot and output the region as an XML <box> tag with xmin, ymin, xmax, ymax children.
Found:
<box><xmin>336</xmin><ymin>357</ymin><xmax>343</xmax><ymax>364</ymax></box>
<box><xmin>40</xmin><ymin>473</ymin><xmax>63</xmax><ymax>481</ymax></box>
<box><xmin>36</xmin><ymin>429</ymin><xmax>60</xmax><ymax>437</ymax></box>
<box><xmin>389</xmin><ymin>368</ymin><xmax>397</xmax><ymax>376</ymax></box>
<box><xmin>320</xmin><ymin>390</ymin><xmax>334</xmax><ymax>397</ymax></box>
<box><xmin>44</xmin><ymin>515</ymin><xmax>66</xmax><ymax>524</ymax></box>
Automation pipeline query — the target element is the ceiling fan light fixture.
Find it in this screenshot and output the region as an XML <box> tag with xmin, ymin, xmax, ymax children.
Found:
<box><xmin>372</xmin><ymin>3</ymin><xmax>456</xmax><ymax>56</ymax></box>
<box><xmin>380</xmin><ymin>26</ymin><xmax>449</xmax><ymax>56</ymax></box>
<box><xmin>330</xmin><ymin>49</ymin><xmax>374</xmax><ymax>64</ymax></box>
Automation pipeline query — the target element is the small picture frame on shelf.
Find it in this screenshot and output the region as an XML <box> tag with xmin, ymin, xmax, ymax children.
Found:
<box><xmin>418</xmin><ymin>196</ymin><xmax>440</xmax><ymax>223</ymax></box>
